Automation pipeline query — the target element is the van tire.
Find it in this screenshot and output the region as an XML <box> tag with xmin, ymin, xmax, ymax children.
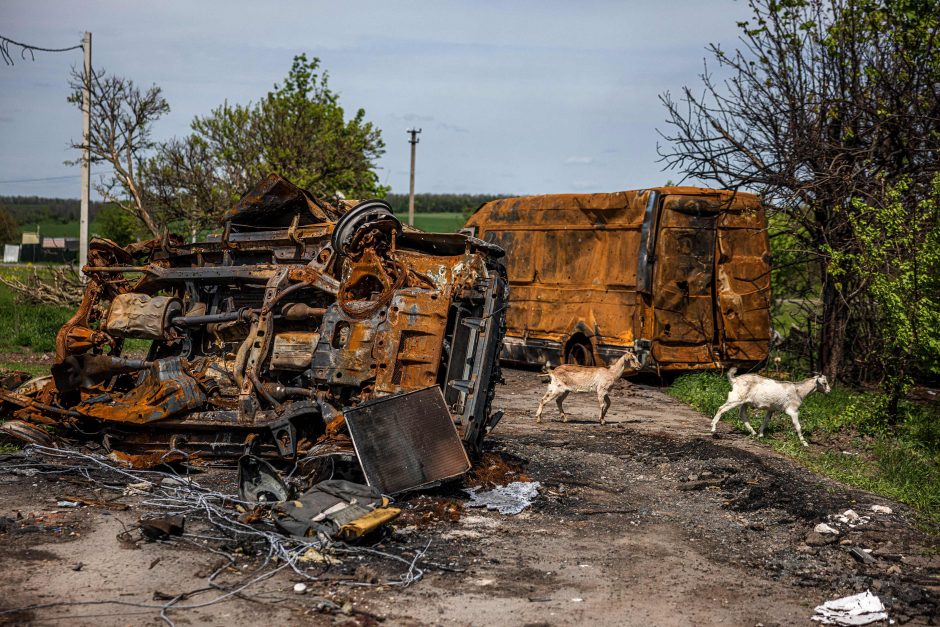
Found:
<box><xmin>565</xmin><ymin>341</ymin><xmax>595</xmax><ymax>366</ymax></box>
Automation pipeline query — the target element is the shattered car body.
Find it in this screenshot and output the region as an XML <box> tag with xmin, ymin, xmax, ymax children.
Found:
<box><xmin>1</xmin><ymin>175</ymin><xmax>507</xmax><ymax>484</ymax></box>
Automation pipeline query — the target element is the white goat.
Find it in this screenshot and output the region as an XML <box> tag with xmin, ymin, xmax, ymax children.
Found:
<box><xmin>711</xmin><ymin>368</ymin><xmax>831</xmax><ymax>446</ymax></box>
<box><xmin>536</xmin><ymin>351</ymin><xmax>641</xmax><ymax>425</ymax></box>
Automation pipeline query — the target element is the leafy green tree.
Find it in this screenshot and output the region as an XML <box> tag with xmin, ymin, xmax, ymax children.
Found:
<box><xmin>147</xmin><ymin>54</ymin><xmax>386</xmax><ymax>235</ymax></box>
<box><xmin>830</xmin><ymin>176</ymin><xmax>940</xmax><ymax>418</ymax></box>
<box><xmin>94</xmin><ymin>203</ymin><xmax>138</xmax><ymax>246</ymax></box>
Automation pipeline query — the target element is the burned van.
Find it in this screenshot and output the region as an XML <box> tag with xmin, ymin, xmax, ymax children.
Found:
<box><xmin>463</xmin><ymin>187</ymin><xmax>771</xmax><ymax>371</ymax></box>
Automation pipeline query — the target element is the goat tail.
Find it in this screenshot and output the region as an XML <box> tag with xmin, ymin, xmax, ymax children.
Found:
<box><xmin>726</xmin><ymin>367</ymin><xmax>738</xmax><ymax>384</ymax></box>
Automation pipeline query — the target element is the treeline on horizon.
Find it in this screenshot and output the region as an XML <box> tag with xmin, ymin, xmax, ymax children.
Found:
<box><xmin>0</xmin><ymin>192</ymin><xmax>512</xmax><ymax>226</ymax></box>
<box><xmin>0</xmin><ymin>196</ymin><xmax>111</xmax><ymax>226</ymax></box>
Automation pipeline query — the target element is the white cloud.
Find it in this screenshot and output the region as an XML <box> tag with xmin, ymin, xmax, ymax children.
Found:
<box><xmin>564</xmin><ymin>156</ymin><xmax>594</xmax><ymax>165</ymax></box>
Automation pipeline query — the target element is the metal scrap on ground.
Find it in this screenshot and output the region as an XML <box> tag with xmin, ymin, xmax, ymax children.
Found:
<box><xmin>0</xmin><ymin>174</ymin><xmax>508</xmax><ymax>496</ymax></box>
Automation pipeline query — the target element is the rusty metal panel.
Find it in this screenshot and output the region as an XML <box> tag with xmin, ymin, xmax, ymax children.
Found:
<box><xmin>345</xmin><ymin>386</ymin><xmax>471</xmax><ymax>494</ymax></box>
<box><xmin>716</xmin><ymin>198</ymin><xmax>772</xmax><ymax>362</ymax></box>
<box><xmin>373</xmin><ymin>289</ymin><xmax>450</xmax><ymax>395</ymax></box>
<box><xmin>650</xmin><ymin>195</ymin><xmax>719</xmax><ymax>365</ymax></box>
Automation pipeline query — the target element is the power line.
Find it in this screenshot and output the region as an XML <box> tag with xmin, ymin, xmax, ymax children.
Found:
<box><xmin>0</xmin><ymin>33</ymin><xmax>83</xmax><ymax>66</ymax></box>
<box><xmin>0</xmin><ymin>174</ymin><xmax>81</xmax><ymax>184</ymax></box>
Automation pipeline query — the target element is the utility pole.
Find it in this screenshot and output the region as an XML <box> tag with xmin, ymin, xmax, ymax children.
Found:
<box><xmin>407</xmin><ymin>128</ymin><xmax>421</xmax><ymax>227</ymax></box>
<box><xmin>79</xmin><ymin>31</ymin><xmax>91</xmax><ymax>280</ymax></box>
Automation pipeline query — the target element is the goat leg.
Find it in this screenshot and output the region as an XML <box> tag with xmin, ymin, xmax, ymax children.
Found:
<box><xmin>711</xmin><ymin>401</ymin><xmax>737</xmax><ymax>434</ymax></box>
<box><xmin>739</xmin><ymin>405</ymin><xmax>757</xmax><ymax>436</ymax></box>
<box><xmin>556</xmin><ymin>391</ymin><xmax>569</xmax><ymax>422</ymax></box>
<box><xmin>787</xmin><ymin>408</ymin><xmax>808</xmax><ymax>446</ymax></box>
<box><xmin>758</xmin><ymin>410</ymin><xmax>772</xmax><ymax>437</ymax></box>
<box><xmin>598</xmin><ymin>392</ymin><xmax>611</xmax><ymax>425</ymax></box>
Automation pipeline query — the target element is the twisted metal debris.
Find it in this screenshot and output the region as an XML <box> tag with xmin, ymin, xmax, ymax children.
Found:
<box><xmin>0</xmin><ymin>445</ymin><xmax>430</xmax><ymax>626</ymax></box>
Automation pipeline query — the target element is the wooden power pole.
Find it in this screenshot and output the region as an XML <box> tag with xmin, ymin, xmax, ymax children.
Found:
<box><xmin>407</xmin><ymin>128</ymin><xmax>421</xmax><ymax>227</ymax></box>
<box><xmin>79</xmin><ymin>31</ymin><xmax>91</xmax><ymax>279</ymax></box>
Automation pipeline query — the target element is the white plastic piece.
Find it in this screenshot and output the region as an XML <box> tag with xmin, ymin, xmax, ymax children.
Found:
<box><xmin>815</xmin><ymin>523</ymin><xmax>839</xmax><ymax>535</ymax></box>
<box><xmin>811</xmin><ymin>590</ymin><xmax>888</xmax><ymax>625</ymax></box>
<box><xmin>465</xmin><ymin>481</ymin><xmax>540</xmax><ymax>515</ymax></box>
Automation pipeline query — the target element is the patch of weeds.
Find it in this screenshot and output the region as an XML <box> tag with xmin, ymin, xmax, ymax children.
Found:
<box><xmin>0</xmin><ymin>362</ymin><xmax>51</xmax><ymax>377</ymax></box>
<box><xmin>669</xmin><ymin>371</ymin><xmax>940</xmax><ymax>527</ymax></box>
<box><xmin>0</xmin><ymin>271</ymin><xmax>74</xmax><ymax>353</ymax></box>
<box><xmin>666</xmin><ymin>371</ymin><xmax>731</xmax><ymax>417</ymax></box>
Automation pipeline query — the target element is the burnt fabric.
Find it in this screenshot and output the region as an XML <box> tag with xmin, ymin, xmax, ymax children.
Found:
<box><xmin>275</xmin><ymin>480</ymin><xmax>384</xmax><ymax>539</ymax></box>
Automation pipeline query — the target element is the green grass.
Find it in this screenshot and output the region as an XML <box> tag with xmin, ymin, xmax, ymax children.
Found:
<box><xmin>0</xmin><ymin>267</ymin><xmax>74</xmax><ymax>353</ymax></box>
<box><xmin>394</xmin><ymin>212</ymin><xmax>466</xmax><ymax>233</ymax></box>
<box><xmin>667</xmin><ymin>371</ymin><xmax>940</xmax><ymax>526</ymax></box>
<box><xmin>0</xmin><ymin>362</ymin><xmax>50</xmax><ymax>376</ymax></box>
<box><xmin>16</xmin><ymin>219</ymin><xmax>103</xmax><ymax>238</ymax></box>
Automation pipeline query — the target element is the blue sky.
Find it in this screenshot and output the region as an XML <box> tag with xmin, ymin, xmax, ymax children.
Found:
<box><xmin>0</xmin><ymin>0</ymin><xmax>750</xmax><ymax>198</ymax></box>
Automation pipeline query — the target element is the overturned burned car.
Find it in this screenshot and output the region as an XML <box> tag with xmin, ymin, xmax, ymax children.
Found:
<box><xmin>0</xmin><ymin>175</ymin><xmax>507</xmax><ymax>493</ymax></box>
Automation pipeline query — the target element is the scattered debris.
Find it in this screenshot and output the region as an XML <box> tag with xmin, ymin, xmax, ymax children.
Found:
<box><xmin>811</xmin><ymin>590</ymin><xmax>888</xmax><ymax>625</ymax></box>
<box><xmin>299</xmin><ymin>548</ymin><xmax>342</xmax><ymax>565</ymax></box>
<box><xmin>293</xmin><ymin>582</ymin><xmax>308</xmax><ymax>595</ymax></box>
<box><xmin>815</xmin><ymin>523</ymin><xmax>839</xmax><ymax>535</ymax></box>
<box><xmin>848</xmin><ymin>547</ymin><xmax>877</xmax><ymax>565</ymax></box>
<box><xmin>831</xmin><ymin>509</ymin><xmax>871</xmax><ymax>528</ymax></box>
<box><xmin>806</xmin><ymin>530</ymin><xmax>840</xmax><ymax>546</ymax></box>
<box><xmin>238</xmin><ymin>454</ymin><xmax>290</xmax><ymax>503</ymax></box>
<box><xmin>870</xmin><ymin>505</ymin><xmax>892</xmax><ymax>515</ymax></box>
<box><xmin>465</xmin><ymin>481</ymin><xmax>540</xmax><ymax>515</ymax></box>
<box><xmin>62</xmin><ymin>495</ymin><xmax>130</xmax><ymax>511</ymax></box>
<box><xmin>841</xmin><ymin>509</ymin><xmax>861</xmax><ymax>522</ymax></box>
<box><xmin>139</xmin><ymin>515</ymin><xmax>185</xmax><ymax>541</ymax></box>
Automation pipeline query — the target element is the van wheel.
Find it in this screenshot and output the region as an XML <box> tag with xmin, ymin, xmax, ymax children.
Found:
<box><xmin>566</xmin><ymin>342</ymin><xmax>595</xmax><ymax>366</ymax></box>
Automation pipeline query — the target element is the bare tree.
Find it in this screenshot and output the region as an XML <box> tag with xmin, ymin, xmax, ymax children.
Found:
<box><xmin>658</xmin><ymin>0</ymin><xmax>940</xmax><ymax>381</ymax></box>
<box><xmin>68</xmin><ymin>66</ymin><xmax>169</xmax><ymax>238</ymax></box>
<box><xmin>144</xmin><ymin>137</ymin><xmax>235</xmax><ymax>242</ymax></box>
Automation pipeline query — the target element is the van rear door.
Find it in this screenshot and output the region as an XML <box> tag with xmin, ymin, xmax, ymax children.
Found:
<box><xmin>649</xmin><ymin>195</ymin><xmax>721</xmax><ymax>366</ymax></box>
<box><xmin>715</xmin><ymin>203</ymin><xmax>771</xmax><ymax>362</ymax></box>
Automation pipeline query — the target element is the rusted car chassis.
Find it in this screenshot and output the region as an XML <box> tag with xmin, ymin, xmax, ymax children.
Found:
<box><xmin>0</xmin><ymin>175</ymin><xmax>508</xmax><ymax>472</ymax></box>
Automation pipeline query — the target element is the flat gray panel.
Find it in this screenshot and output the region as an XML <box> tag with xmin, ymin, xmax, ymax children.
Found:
<box><xmin>345</xmin><ymin>386</ymin><xmax>470</xmax><ymax>494</ymax></box>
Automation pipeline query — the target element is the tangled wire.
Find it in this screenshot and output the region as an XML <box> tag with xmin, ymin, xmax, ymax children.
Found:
<box><xmin>0</xmin><ymin>445</ymin><xmax>430</xmax><ymax>626</ymax></box>
<box><xmin>0</xmin><ymin>34</ymin><xmax>83</xmax><ymax>66</ymax></box>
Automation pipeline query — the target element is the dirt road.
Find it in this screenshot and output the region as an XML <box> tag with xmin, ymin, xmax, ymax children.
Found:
<box><xmin>1</xmin><ymin>368</ymin><xmax>937</xmax><ymax>626</ymax></box>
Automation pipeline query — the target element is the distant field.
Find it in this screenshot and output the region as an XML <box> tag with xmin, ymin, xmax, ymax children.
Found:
<box><xmin>12</xmin><ymin>213</ymin><xmax>466</xmax><ymax>240</ymax></box>
<box><xmin>395</xmin><ymin>212</ymin><xmax>466</xmax><ymax>233</ymax></box>
<box><xmin>17</xmin><ymin>219</ymin><xmax>102</xmax><ymax>238</ymax></box>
